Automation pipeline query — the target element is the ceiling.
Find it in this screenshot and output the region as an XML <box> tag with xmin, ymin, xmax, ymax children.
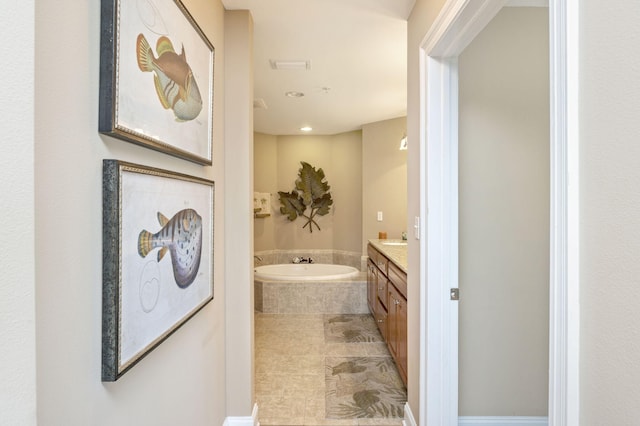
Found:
<box><xmin>221</xmin><ymin>0</ymin><xmax>415</xmax><ymax>135</ymax></box>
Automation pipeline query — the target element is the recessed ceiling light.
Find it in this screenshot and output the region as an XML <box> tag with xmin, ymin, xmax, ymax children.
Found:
<box><xmin>269</xmin><ymin>60</ymin><xmax>311</xmax><ymax>70</ymax></box>
<box><xmin>300</xmin><ymin>126</ymin><xmax>313</xmax><ymax>132</ymax></box>
<box><xmin>285</xmin><ymin>91</ymin><xmax>304</xmax><ymax>98</ymax></box>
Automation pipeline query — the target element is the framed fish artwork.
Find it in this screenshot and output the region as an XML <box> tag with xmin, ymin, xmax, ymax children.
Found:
<box><xmin>102</xmin><ymin>160</ymin><xmax>214</xmax><ymax>381</ymax></box>
<box><xmin>99</xmin><ymin>0</ymin><xmax>214</xmax><ymax>165</ymax></box>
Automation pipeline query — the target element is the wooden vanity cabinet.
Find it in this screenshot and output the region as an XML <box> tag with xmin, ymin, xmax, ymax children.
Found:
<box><xmin>387</xmin><ymin>269</ymin><xmax>408</xmax><ymax>381</ymax></box>
<box><xmin>367</xmin><ymin>259</ymin><xmax>387</xmax><ymax>339</ymax></box>
<box><xmin>367</xmin><ymin>243</ymin><xmax>407</xmax><ymax>385</ymax></box>
<box><xmin>367</xmin><ymin>260</ymin><xmax>377</xmax><ymax>313</ymax></box>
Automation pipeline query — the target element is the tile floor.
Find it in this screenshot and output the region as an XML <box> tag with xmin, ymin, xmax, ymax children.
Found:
<box><xmin>255</xmin><ymin>313</ymin><xmax>405</xmax><ymax>426</ymax></box>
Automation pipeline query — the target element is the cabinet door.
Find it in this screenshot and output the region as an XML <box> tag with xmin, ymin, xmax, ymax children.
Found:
<box><xmin>388</xmin><ymin>283</ymin><xmax>407</xmax><ymax>384</ymax></box>
<box><xmin>377</xmin><ymin>274</ymin><xmax>388</xmax><ymax>310</ymax></box>
<box><xmin>396</xmin><ymin>293</ymin><xmax>407</xmax><ymax>382</ymax></box>
<box><xmin>374</xmin><ymin>295</ymin><xmax>387</xmax><ymax>340</ymax></box>
<box><xmin>367</xmin><ymin>260</ymin><xmax>377</xmax><ymax>314</ymax></box>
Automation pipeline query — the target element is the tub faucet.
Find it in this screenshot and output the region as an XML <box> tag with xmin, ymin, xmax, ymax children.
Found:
<box><xmin>293</xmin><ymin>256</ymin><xmax>313</xmax><ymax>264</ymax></box>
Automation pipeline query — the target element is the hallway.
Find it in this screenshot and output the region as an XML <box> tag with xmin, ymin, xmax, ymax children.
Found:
<box><xmin>255</xmin><ymin>313</ymin><xmax>406</xmax><ymax>425</ymax></box>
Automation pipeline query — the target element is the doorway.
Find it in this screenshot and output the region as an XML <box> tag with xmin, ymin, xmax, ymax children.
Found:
<box><xmin>418</xmin><ymin>0</ymin><xmax>579</xmax><ymax>424</ymax></box>
<box><xmin>457</xmin><ymin>6</ymin><xmax>549</xmax><ymax>418</ymax></box>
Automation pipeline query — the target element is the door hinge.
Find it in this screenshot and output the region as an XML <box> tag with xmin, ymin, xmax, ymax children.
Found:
<box><xmin>450</xmin><ymin>288</ymin><xmax>459</xmax><ymax>301</ymax></box>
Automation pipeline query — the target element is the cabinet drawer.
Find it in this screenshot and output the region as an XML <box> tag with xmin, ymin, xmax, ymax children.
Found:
<box><xmin>367</xmin><ymin>244</ymin><xmax>388</xmax><ymax>274</ymax></box>
<box><xmin>388</xmin><ymin>261</ymin><xmax>407</xmax><ymax>298</ymax></box>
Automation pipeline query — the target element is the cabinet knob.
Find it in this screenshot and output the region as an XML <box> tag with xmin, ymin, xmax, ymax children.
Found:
<box><xmin>377</xmin><ymin>319</ymin><xmax>384</xmax><ymax>323</ymax></box>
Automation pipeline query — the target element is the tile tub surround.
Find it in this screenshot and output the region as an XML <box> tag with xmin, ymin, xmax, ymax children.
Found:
<box><xmin>255</xmin><ymin>313</ymin><xmax>405</xmax><ymax>426</ymax></box>
<box><xmin>255</xmin><ymin>275</ymin><xmax>368</xmax><ymax>314</ymax></box>
<box><xmin>254</xmin><ymin>249</ymin><xmax>363</xmax><ymax>271</ymax></box>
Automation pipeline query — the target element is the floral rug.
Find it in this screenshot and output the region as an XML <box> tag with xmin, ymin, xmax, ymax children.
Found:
<box><xmin>324</xmin><ymin>314</ymin><xmax>384</xmax><ymax>343</ymax></box>
<box><xmin>325</xmin><ymin>356</ymin><xmax>406</xmax><ymax>419</ymax></box>
<box><xmin>323</xmin><ymin>315</ymin><xmax>406</xmax><ymax>419</ymax></box>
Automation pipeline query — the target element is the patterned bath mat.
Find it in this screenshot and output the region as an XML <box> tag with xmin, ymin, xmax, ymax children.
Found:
<box><xmin>325</xmin><ymin>356</ymin><xmax>407</xmax><ymax>419</ymax></box>
<box><xmin>324</xmin><ymin>314</ymin><xmax>384</xmax><ymax>343</ymax></box>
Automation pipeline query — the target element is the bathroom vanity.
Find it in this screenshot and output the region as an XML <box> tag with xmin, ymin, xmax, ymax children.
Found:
<box><xmin>367</xmin><ymin>240</ymin><xmax>407</xmax><ymax>385</ymax></box>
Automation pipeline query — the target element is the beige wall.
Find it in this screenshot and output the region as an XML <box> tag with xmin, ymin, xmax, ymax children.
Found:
<box><xmin>254</xmin><ymin>131</ymin><xmax>363</xmax><ymax>253</ymax></box>
<box><xmin>331</xmin><ymin>131</ymin><xmax>364</xmax><ymax>253</ymax></box>
<box><xmin>362</xmin><ymin>116</ymin><xmax>408</xmax><ymax>253</ymax></box>
<box><xmin>408</xmin><ymin>0</ymin><xmax>640</xmax><ymax>423</ymax></box>
<box><xmin>31</xmin><ymin>0</ymin><xmax>236</xmax><ymax>423</ymax></box>
<box><xmin>12</xmin><ymin>0</ymin><xmax>640</xmax><ymax>424</ymax></box>
<box><xmin>276</xmin><ymin>135</ymin><xmax>335</xmax><ymax>249</ymax></box>
<box><xmin>580</xmin><ymin>0</ymin><xmax>640</xmax><ymax>422</ymax></box>
<box><xmin>254</xmin><ymin>132</ymin><xmax>278</xmax><ymax>252</ymax></box>
<box><xmin>458</xmin><ymin>7</ymin><xmax>549</xmax><ymax>416</ymax></box>
<box><xmin>224</xmin><ymin>10</ymin><xmax>255</xmax><ymax>416</ymax></box>
<box><xmin>1</xmin><ymin>1</ymin><xmax>36</xmax><ymax>424</ymax></box>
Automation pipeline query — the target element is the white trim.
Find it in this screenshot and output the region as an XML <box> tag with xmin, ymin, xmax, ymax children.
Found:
<box><xmin>505</xmin><ymin>0</ymin><xmax>548</xmax><ymax>7</ymax></box>
<box><xmin>419</xmin><ymin>1</ymin><xmax>578</xmax><ymax>425</ymax></box>
<box><xmin>424</xmin><ymin>54</ymin><xmax>460</xmax><ymax>426</ymax></box>
<box><xmin>421</xmin><ymin>0</ymin><xmax>507</xmax><ymax>58</ymax></box>
<box><xmin>459</xmin><ymin>417</ymin><xmax>548</xmax><ymax>426</ymax></box>
<box><xmin>223</xmin><ymin>403</ymin><xmax>259</xmax><ymax>426</ymax></box>
<box><xmin>548</xmin><ymin>0</ymin><xmax>580</xmax><ymax>425</ymax></box>
<box><xmin>404</xmin><ymin>402</ymin><xmax>418</xmax><ymax>426</ymax></box>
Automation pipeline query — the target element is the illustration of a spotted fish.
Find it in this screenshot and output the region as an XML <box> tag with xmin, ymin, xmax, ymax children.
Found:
<box><xmin>138</xmin><ymin>209</ymin><xmax>203</xmax><ymax>288</ymax></box>
<box><xmin>136</xmin><ymin>33</ymin><xmax>203</xmax><ymax>121</ymax></box>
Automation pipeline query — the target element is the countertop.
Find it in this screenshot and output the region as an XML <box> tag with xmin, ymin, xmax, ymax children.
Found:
<box><xmin>368</xmin><ymin>239</ymin><xmax>408</xmax><ymax>273</ymax></box>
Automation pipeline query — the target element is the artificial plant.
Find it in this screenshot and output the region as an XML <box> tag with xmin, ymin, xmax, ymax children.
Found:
<box><xmin>278</xmin><ymin>161</ymin><xmax>333</xmax><ymax>232</ymax></box>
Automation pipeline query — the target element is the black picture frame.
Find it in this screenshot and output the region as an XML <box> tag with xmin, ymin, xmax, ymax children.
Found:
<box><xmin>99</xmin><ymin>0</ymin><xmax>215</xmax><ymax>165</ymax></box>
<box><xmin>102</xmin><ymin>160</ymin><xmax>214</xmax><ymax>381</ymax></box>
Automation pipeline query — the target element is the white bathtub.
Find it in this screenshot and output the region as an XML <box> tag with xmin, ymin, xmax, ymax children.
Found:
<box><xmin>254</xmin><ymin>263</ymin><xmax>360</xmax><ymax>281</ymax></box>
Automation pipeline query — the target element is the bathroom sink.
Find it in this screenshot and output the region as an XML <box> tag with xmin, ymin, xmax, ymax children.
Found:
<box><xmin>381</xmin><ymin>241</ymin><xmax>407</xmax><ymax>246</ymax></box>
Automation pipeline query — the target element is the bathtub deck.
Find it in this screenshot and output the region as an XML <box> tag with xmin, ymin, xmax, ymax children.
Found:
<box><xmin>255</xmin><ymin>273</ymin><xmax>368</xmax><ymax>314</ymax></box>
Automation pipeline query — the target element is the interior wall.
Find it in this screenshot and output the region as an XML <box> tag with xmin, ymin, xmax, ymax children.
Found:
<box><xmin>224</xmin><ymin>9</ymin><xmax>255</xmax><ymax>416</ymax></box>
<box><xmin>406</xmin><ymin>0</ymin><xmax>454</xmax><ymax>422</ymax></box>
<box><xmin>330</xmin><ymin>131</ymin><xmax>363</xmax><ymax>253</ymax></box>
<box><xmin>458</xmin><ymin>7</ymin><xmax>549</xmax><ymax>416</ymax></box>
<box><xmin>581</xmin><ymin>0</ymin><xmax>640</xmax><ymax>422</ymax></box>
<box><xmin>34</xmin><ymin>0</ymin><xmax>229</xmax><ymax>424</ymax></box>
<box><xmin>276</xmin><ymin>135</ymin><xmax>336</xmax><ymax>249</ymax></box>
<box><xmin>1</xmin><ymin>1</ymin><xmax>36</xmax><ymax>423</ymax></box>
<box><xmin>406</xmin><ymin>0</ymin><xmax>640</xmax><ymax>423</ymax></box>
<box><xmin>254</xmin><ymin>132</ymin><xmax>278</xmax><ymax>252</ymax></box>
<box><xmin>253</xmin><ymin>131</ymin><xmax>363</xmax><ymax>253</ymax></box>
<box><xmin>362</xmin><ymin>116</ymin><xmax>407</xmax><ymax>253</ymax></box>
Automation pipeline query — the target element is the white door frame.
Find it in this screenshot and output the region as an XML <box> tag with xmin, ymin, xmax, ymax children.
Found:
<box><xmin>418</xmin><ymin>1</ymin><xmax>580</xmax><ymax>425</ymax></box>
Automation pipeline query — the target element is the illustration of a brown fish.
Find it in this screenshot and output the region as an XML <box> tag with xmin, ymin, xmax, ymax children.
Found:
<box><xmin>136</xmin><ymin>33</ymin><xmax>203</xmax><ymax>121</ymax></box>
<box><xmin>138</xmin><ymin>209</ymin><xmax>203</xmax><ymax>288</ymax></box>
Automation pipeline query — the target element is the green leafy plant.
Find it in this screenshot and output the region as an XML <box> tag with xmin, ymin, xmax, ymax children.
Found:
<box><xmin>278</xmin><ymin>161</ymin><xmax>333</xmax><ymax>232</ymax></box>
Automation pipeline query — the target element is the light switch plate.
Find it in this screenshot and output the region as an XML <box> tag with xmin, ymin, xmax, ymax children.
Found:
<box><xmin>377</xmin><ymin>211</ymin><xmax>383</xmax><ymax>221</ymax></box>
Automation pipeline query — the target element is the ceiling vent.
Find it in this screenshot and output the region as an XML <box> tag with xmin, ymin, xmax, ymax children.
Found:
<box><xmin>253</xmin><ymin>98</ymin><xmax>268</xmax><ymax>109</ymax></box>
<box><xmin>269</xmin><ymin>60</ymin><xmax>311</xmax><ymax>71</ymax></box>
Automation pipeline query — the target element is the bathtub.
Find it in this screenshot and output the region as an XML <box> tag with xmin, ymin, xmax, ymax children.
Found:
<box><xmin>253</xmin><ymin>264</ymin><xmax>367</xmax><ymax>314</ymax></box>
<box><xmin>254</xmin><ymin>263</ymin><xmax>360</xmax><ymax>281</ymax></box>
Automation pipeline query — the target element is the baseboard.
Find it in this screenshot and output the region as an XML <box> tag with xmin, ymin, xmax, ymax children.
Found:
<box><xmin>403</xmin><ymin>402</ymin><xmax>417</xmax><ymax>426</ymax></box>
<box><xmin>458</xmin><ymin>416</ymin><xmax>548</xmax><ymax>426</ymax></box>
<box><xmin>223</xmin><ymin>403</ymin><xmax>259</xmax><ymax>426</ymax></box>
